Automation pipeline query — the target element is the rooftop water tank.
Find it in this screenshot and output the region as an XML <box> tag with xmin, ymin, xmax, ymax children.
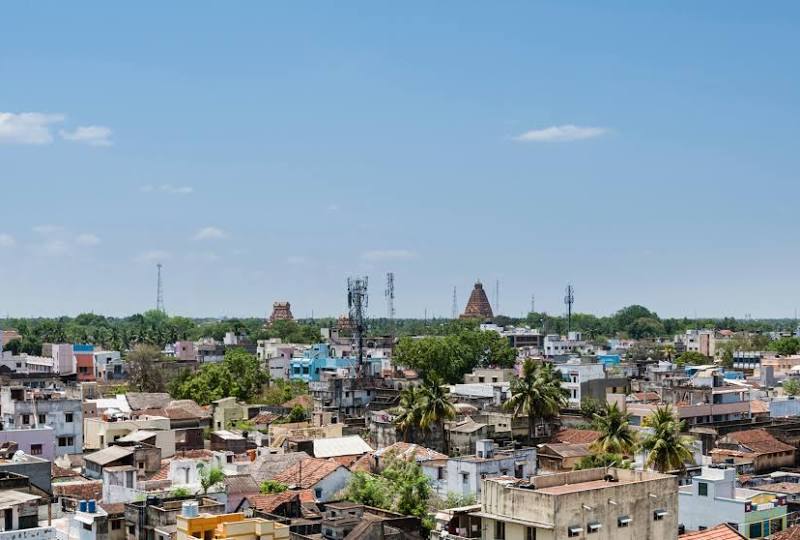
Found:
<box><xmin>182</xmin><ymin>501</ymin><xmax>199</xmax><ymax>518</ymax></box>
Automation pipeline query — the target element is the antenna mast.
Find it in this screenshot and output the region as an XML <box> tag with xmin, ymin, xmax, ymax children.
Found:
<box><xmin>451</xmin><ymin>287</ymin><xmax>458</xmax><ymax>319</ymax></box>
<box><xmin>494</xmin><ymin>280</ymin><xmax>500</xmax><ymax>315</ymax></box>
<box><xmin>564</xmin><ymin>284</ymin><xmax>574</xmax><ymax>333</ymax></box>
<box><xmin>385</xmin><ymin>272</ymin><xmax>395</xmax><ymax>338</ymax></box>
<box><xmin>347</xmin><ymin>276</ymin><xmax>368</xmax><ymax>376</ymax></box>
<box><xmin>156</xmin><ymin>263</ymin><xmax>165</xmax><ymax>313</ymax></box>
<box><xmin>530</xmin><ymin>294</ymin><xmax>535</xmax><ymax>315</ymax></box>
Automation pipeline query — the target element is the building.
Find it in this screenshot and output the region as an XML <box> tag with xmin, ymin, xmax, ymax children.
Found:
<box><xmin>271</xmin><ymin>458</ymin><xmax>352</xmax><ymax>502</ymax></box>
<box><xmin>84</xmin><ymin>415</ymin><xmax>170</xmax><ymax>451</ymax></box>
<box><xmin>537</xmin><ymin>443</ymin><xmax>592</xmax><ymax>472</ymax></box>
<box><xmin>544</xmin><ymin>333</ymin><xmax>588</xmax><ymax>358</ymax></box>
<box><xmin>711</xmin><ymin>429</ymin><xmax>795</xmax><ymax>474</ymax></box>
<box><xmin>680</xmin><ymin>524</ymin><xmax>746</xmax><ymax>540</ymax></box>
<box><xmin>174</xmin><ymin>341</ymin><xmax>197</xmax><ymax>362</ymax></box>
<box><xmin>464</xmin><ymin>369</ymin><xmax>517</xmax><ymax>385</ymax></box>
<box><xmin>679</xmin><ymin>466</ymin><xmax>788</xmax><ymax>538</ymax></box>
<box><xmin>470</xmin><ymin>469</ymin><xmax>677</xmax><ymax>540</ymax></box>
<box><xmin>125</xmin><ymin>497</ymin><xmax>226</xmax><ymax>540</ymax></box>
<box><xmin>0</xmin><ymin>386</ymin><xmax>83</xmax><ymax>457</ymax></box>
<box><xmin>49</xmin><ymin>343</ymin><xmax>75</xmax><ymax>374</ymax></box>
<box><xmin>444</xmin><ymin>440</ymin><xmax>536</xmax><ymax>499</ymax></box>
<box><xmin>0</xmin><ymin>428</ymin><xmax>55</xmax><ymax>460</ymax></box>
<box><xmin>460</xmin><ymin>282</ymin><xmax>494</xmax><ymax>320</ymax></box>
<box><xmin>268</xmin><ymin>302</ymin><xmax>294</xmax><ymax>325</ymax></box>
<box><xmin>75</xmin><ymin>344</ymin><xmax>96</xmax><ymax>382</ymax></box>
<box><xmin>289</xmin><ymin>344</ymin><xmax>353</xmax><ymax>383</ymax></box>
<box><xmin>677</xmin><ymin>330</ymin><xmax>716</xmax><ymax>358</ymax></box>
<box><xmin>176</xmin><ymin>504</ymin><xmax>289</xmax><ymax>540</ymax></box>
<box><xmin>93</xmin><ymin>351</ymin><xmax>125</xmax><ymax>382</ymax></box>
<box><xmin>554</xmin><ymin>359</ymin><xmax>605</xmax><ymax>406</ymax></box>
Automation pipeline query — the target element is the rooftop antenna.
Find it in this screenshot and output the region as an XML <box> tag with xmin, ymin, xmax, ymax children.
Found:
<box><xmin>494</xmin><ymin>280</ymin><xmax>500</xmax><ymax>315</ymax></box>
<box><xmin>451</xmin><ymin>287</ymin><xmax>458</xmax><ymax>319</ymax></box>
<box><xmin>156</xmin><ymin>263</ymin><xmax>165</xmax><ymax>313</ymax></box>
<box><xmin>347</xmin><ymin>276</ymin><xmax>368</xmax><ymax>376</ymax></box>
<box><xmin>564</xmin><ymin>284</ymin><xmax>574</xmax><ymax>333</ymax></box>
<box><xmin>531</xmin><ymin>294</ymin><xmax>535</xmax><ymax>315</ymax></box>
<box><xmin>385</xmin><ymin>272</ymin><xmax>395</xmax><ymax>338</ymax></box>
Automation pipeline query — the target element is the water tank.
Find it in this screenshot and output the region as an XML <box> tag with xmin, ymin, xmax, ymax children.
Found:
<box><xmin>88</xmin><ymin>499</ymin><xmax>96</xmax><ymax>513</ymax></box>
<box><xmin>182</xmin><ymin>501</ymin><xmax>199</xmax><ymax>518</ymax></box>
<box><xmin>79</xmin><ymin>500</ymin><xmax>88</xmax><ymax>512</ymax></box>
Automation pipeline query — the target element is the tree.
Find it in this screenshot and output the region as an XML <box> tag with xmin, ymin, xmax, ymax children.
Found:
<box><xmin>285</xmin><ymin>404</ymin><xmax>308</xmax><ymax>423</ymax></box>
<box><xmin>199</xmin><ymin>466</ymin><xmax>225</xmax><ymax>494</ymax></box>
<box><xmin>171</xmin><ymin>348</ymin><xmax>270</xmax><ymax>404</ymax></box>
<box><xmin>574</xmin><ymin>452</ymin><xmax>632</xmax><ymax>470</ymax></box>
<box><xmin>614</xmin><ymin>305</ymin><xmax>659</xmax><ymax>335</ymax></box>
<box><xmin>504</xmin><ymin>360</ymin><xmax>568</xmax><ymax>442</ymax></box>
<box><xmin>784</xmin><ymin>379</ymin><xmax>800</xmax><ymax>397</ymax></box>
<box><xmin>224</xmin><ymin>348</ymin><xmax>269</xmax><ymax>401</ymax></box>
<box><xmin>260</xmin><ymin>480</ymin><xmax>288</xmax><ymax>494</ymax></box>
<box><xmin>126</xmin><ymin>344</ymin><xmax>166</xmax><ymax>392</ymax></box>
<box><xmin>628</xmin><ymin>317</ymin><xmax>665</xmax><ymax>339</ymax></box>
<box><xmin>591</xmin><ymin>402</ymin><xmax>637</xmax><ymax>456</ymax></box>
<box><xmin>342</xmin><ymin>455</ymin><xmax>431</xmax><ymax>520</ymax></box>
<box><xmin>419</xmin><ymin>378</ymin><xmax>456</xmax><ymax>455</ymax></box>
<box><xmin>640</xmin><ymin>406</ymin><xmax>695</xmax><ymax>473</ymax></box>
<box><xmin>675</xmin><ymin>351</ymin><xmax>708</xmax><ymax>366</ymax></box>
<box><xmin>580</xmin><ymin>397</ymin><xmax>605</xmax><ymax>420</ymax></box>
<box><xmin>393</xmin><ymin>386</ymin><xmax>426</xmax><ymax>443</ymax></box>
<box><xmin>771</xmin><ymin>337</ymin><xmax>800</xmax><ymax>356</ymax></box>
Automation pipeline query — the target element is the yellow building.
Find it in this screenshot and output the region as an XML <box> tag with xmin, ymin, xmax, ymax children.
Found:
<box><xmin>176</xmin><ymin>510</ymin><xmax>289</xmax><ymax>540</ymax></box>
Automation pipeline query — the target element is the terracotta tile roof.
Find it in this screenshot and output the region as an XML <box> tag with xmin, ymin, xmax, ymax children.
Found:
<box><xmin>52</xmin><ymin>463</ymin><xmax>80</xmax><ymax>478</ymax></box>
<box><xmin>752</xmin><ymin>482</ymin><xmax>800</xmax><ymax>495</ymax></box>
<box><xmin>249</xmin><ymin>452</ymin><xmax>310</xmax><ymax>484</ymax></box>
<box><xmin>272</xmin><ymin>458</ymin><xmax>344</xmax><ymax>489</ymax></box>
<box><xmin>148</xmin><ymin>461</ymin><xmax>171</xmax><ymax>481</ymax></box>
<box><xmin>773</xmin><ymin>526</ymin><xmax>800</xmax><ymax>540</ymax></box>
<box><xmin>632</xmin><ymin>392</ymin><xmax>661</xmax><ymax>403</ymax></box>
<box><xmin>750</xmin><ymin>400</ymin><xmax>770</xmax><ymax>414</ymax></box>
<box><xmin>282</xmin><ymin>395</ymin><xmax>313</xmax><ymax>409</ymax></box>
<box><xmin>538</xmin><ymin>443</ymin><xmax>592</xmax><ymax>459</ymax></box>
<box><xmin>126</xmin><ymin>392</ymin><xmax>172</xmax><ymax>411</ymax></box>
<box><xmin>726</xmin><ymin>429</ymin><xmax>795</xmax><ymax>455</ymax></box>
<box><xmin>331</xmin><ymin>455</ymin><xmax>362</xmax><ymax>467</ymax></box>
<box><xmin>373</xmin><ymin>442</ymin><xmax>447</xmax><ymax>462</ymax></box>
<box><xmin>551</xmin><ymin>429</ymin><xmax>601</xmax><ymax>445</ymax></box>
<box><xmin>349</xmin><ymin>453</ymin><xmax>373</xmax><ymax>473</ymax></box>
<box><xmin>99</xmin><ymin>503</ymin><xmax>126</xmax><ymax>515</ymax></box>
<box><xmin>252</xmin><ymin>412</ymin><xmax>280</xmax><ymax>425</ymax></box>
<box><xmin>224</xmin><ymin>474</ymin><xmax>260</xmax><ymax>495</ymax></box>
<box><xmin>175</xmin><ymin>449</ymin><xmax>215</xmax><ymax>459</ymax></box>
<box><xmin>169</xmin><ymin>399</ymin><xmax>211</xmax><ymax>419</ymax></box>
<box><xmin>680</xmin><ymin>523</ymin><xmax>745</xmax><ymax>540</ymax></box>
<box><xmin>53</xmin><ymin>480</ymin><xmax>103</xmax><ymax>501</ymax></box>
<box><xmin>246</xmin><ymin>489</ymin><xmax>314</xmax><ymax>513</ymax></box>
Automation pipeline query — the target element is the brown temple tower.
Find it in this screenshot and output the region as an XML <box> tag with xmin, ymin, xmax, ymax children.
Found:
<box><xmin>268</xmin><ymin>301</ymin><xmax>294</xmax><ymax>325</ymax></box>
<box><xmin>460</xmin><ymin>282</ymin><xmax>494</xmax><ymax>320</ymax></box>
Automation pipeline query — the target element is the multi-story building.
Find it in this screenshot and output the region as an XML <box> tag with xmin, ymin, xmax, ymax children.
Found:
<box><xmin>75</xmin><ymin>344</ymin><xmax>96</xmax><ymax>382</ymax></box>
<box><xmin>94</xmin><ymin>350</ymin><xmax>124</xmax><ymax>381</ymax></box>
<box><xmin>676</xmin><ymin>330</ymin><xmax>716</xmax><ymax>358</ymax></box>
<box><xmin>544</xmin><ymin>332</ymin><xmax>588</xmax><ymax>358</ymax></box>
<box><xmin>464</xmin><ymin>468</ymin><xmax>678</xmax><ymax>540</ymax></box>
<box><xmin>176</xmin><ymin>504</ymin><xmax>289</xmax><ymax>540</ymax></box>
<box><xmin>84</xmin><ymin>415</ymin><xmax>170</xmax><ymax>451</ymax></box>
<box><xmin>49</xmin><ymin>343</ymin><xmax>75</xmax><ymax>374</ymax></box>
<box><xmin>554</xmin><ymin>358</ymin><xmax>605</xmax><ymax>406</ymax></box>
<box><xmin>679</xmin><ymin>466</ymin><xmax>787</xmax><ymax>539</ymax></box>
<box><xmin>443</xmin><ymin>440</ymin><xmax>536</xmax><ymax>499</ymax></box>
<box><xmin>0</xmin><ymin>386</ymin><xmax>83</xmax><ymax>457</ymax></box>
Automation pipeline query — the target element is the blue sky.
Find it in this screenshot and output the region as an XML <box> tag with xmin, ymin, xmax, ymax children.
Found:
<box><xmin>1</xmin><ymin>2</ymin><xmax>799</xmax><ymax>319</ymax></box>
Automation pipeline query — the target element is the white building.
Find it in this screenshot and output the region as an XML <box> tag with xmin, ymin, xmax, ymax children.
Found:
<box><xmin>444</xmin><ymin>440</ymin><xmax>536</xmax><ymax>500</ymax></box>
<box><xmin>678</xmin><ymin>466</ymin><xmax>788</xmax><ymax>538</ymax></box>
<box><xmin>544</xmin><ymin>332</ymin><xmax>588</xmax><ymax>357</ymax></box>
<box><xmin>554</xmin><ymin>358</ymin><xmax>605</xmax><ymax>406</ymax></box>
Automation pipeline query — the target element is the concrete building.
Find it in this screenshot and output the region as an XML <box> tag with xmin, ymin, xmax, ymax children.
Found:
<box><xmin>125</xmin><ymin>497</ymin><xmax>226</xmax><ymax>540</ymax></box>
<box><xmin>174</xmin><ymin>341</ymin><xmax>197</xmax><ymax>362</ymax></box>
<box><xmin>0</xmin><ymin>386</ymin><xmax>83</xmax><ymax>457</ymax></box>
<box><xmin>271</xmin><ymin>458</ymin><xmax>352</xmax><ymax>502</ymax></box>
<box><xmin>84</xmin><ymin>416</ymin><xmax>170</xmax><ymax>451</ymax></box>
<box><xmin>444</xmin><ymin>440</ymin><xmax>536</xmax><ymax>499</ymax></box>
<box><xmin>93</xmin><ymin>351</ymin><xmax>124</xmax><ymax>382</ymax></box>
<box><xmin>677</xmin><ymin>330</ymin><xmax>716</xmax><ymax>358</ymax></box>
<box><xmin>289</xmin><ymin>344</ymin><xmax>354</xmax><ymax>383</ymax></box>
<box><xmin>464</xmin><ymin>369</ymin><xmax>517</xmax><ymax>385</ymax></box>
<box><xmin>554</xmin><ymin>359</ymin><xmax>605</xmax><ymax>406</ymax></box>
<box><xmin>544</xmin><ymin>333</ymin><xmax>588</xmax><ymax>358</ymax></box>
<box><xmin>0</xmin><ymin>428</ymin><xmax>55</xmax><ymax>460</ymax></box>
<box><xmin>469</xmin><ymin>468</ymin><xmax>678</xmax><ymax>540</ymax></box>
<box><xmin>75</xmin><ymin>344</ymin><xmax>96</xmax><ymax>382</ymax></box>
<box><xmin>679</xmin><ymin>467</ymin><xmax>787</xmax><ymax>538</ymax></box>
<box><xmin>49</xmin><ymin>343</ymin><xmax>75</xmax><ymax>375</ymax></box>
<box><xmin>176</xmin><ymin>506</ymin><xmax>289</xmax><ymax>540</ymax></box>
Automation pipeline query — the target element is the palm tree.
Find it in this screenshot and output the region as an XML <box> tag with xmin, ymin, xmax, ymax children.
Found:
<box><xmin>419</xmin><ymin>377</ymin><xmax>456</xmax><ymax>455</ymax></box>
<box><xmin>640</xmin><ymin>405</ymin><xmax>695</xmax><ymax>473</ymax></box>
<box><xmin>393</xmin><ymin>386</ymin><xmax>425</xmax><ymax>443</ymax></box>
<box><xmin>592</xmin><ymin>402</ymin><xmax>637</xmax><ymax>455</ymax></box>
<box><xmin>504</xmin><ymin>359</ymin><xmax>568</xmax><ymax>442</ymax></box>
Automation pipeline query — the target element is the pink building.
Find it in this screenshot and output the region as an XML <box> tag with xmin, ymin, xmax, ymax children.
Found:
<box><xmin>0</xmin><ymin>427</ymin><xmax>55</xmax><ymax>460</ymax></box>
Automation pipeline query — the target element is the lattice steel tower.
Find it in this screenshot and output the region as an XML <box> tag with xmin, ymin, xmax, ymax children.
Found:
<box><xmin>156</xmin><ymin>263</ymin><xmax>165</xmax><ymax>313</ymax></box>
<box><xmin>564</xmin><ymin>284</ymin><xmax>574</xmax><ymax>333</ymax></box>
<box><xmin>347</xmin><ymin>276</ymin><xmax>369</xmax><ymax>374</ymax></box>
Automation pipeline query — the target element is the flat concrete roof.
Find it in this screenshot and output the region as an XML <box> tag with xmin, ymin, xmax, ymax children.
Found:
<box><xmin>535</xmin><ymin>479</ymin><xmax>627</xmax><ymax>495</ymax></box>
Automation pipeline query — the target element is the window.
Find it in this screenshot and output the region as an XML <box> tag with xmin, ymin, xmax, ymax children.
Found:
<box><xmin>526</xmin><ymin>527</ymin><xmax>536</xmax><ymax>540</ymax></box>
<box><xmin>315</xmin><ymin>488</ymin><xmax>323</xmax><ymax>498</ymax></box>
<box><xmin>437</xmin><ymin>468</ymin><xmax>444</xmax><ymax>480</ymax></box>
<box><xmin>65</xmin><ymin>413</ymin><xmax>74</xmax><ymax>423</ymax></box>
<box><xmin>126</xmin><ymin>470</ymin><xmax>134</xmax><ymax>488</ymax></box>
<box><xmin>771</xmin><ymin>519</ymin><xmax>783</xmax><ymax>534</ymax></box>
<box><xmin>749</xmin><ymin>523</ymin><xmax>762</xmax><ymax>538</ymax></box>
<box><xmin>83</xmin><ymin>523</ymin><xmax>92</xmax><ymax>531</ymax></box>
<box><xmin>618</xmin><ymin>516</ymin><xmax>631</xmax><ymax>528</ymax></box>
<box><xmin>587</xmin><ymin>523</ymin><xmax>601</xmax><ymax>534</ymax></box>
<box><xmin>112</xmin><ymin>520</ymin><xmax>122</xmax><ymax>530</ymax></box>
<box><xmin>128</xmin><ymin>526</ymin><xmax>135</xmax><ymax>535</ymax></box>
<box><xmin>567</xmin><ymin>526</ymin><xmax>582</xmax><ymax>538</ymax></box>
<box><xmin>30</xmin><ymin>444</ymin><xmax>43</xmax><ymax>456</ymax></box>
<box><xmin>22</xmin><ymin>414</ymin><xmax>30</xmax><ymax>425</ymax></box>
<box><xmin>698</xmin><ymin>482</ymin><xmax>708</xmax><ymax>496</ymax></box>
<box><xmin>494</xmin><ymin>521</ymin><xmax>505</xmax><ymax>540</ymax></box>
<box><xmin>654</xmin><ymin>510</ymin><xmax>667</xmax><ymax>522</ymax></box>
<box><xmin>38</xmin><ymin>414</ymin><xmax>46</xmax><ymax>424</ymax></box>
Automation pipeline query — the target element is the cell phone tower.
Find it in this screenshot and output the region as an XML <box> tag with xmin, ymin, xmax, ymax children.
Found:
<box><xmin>451</xmin><ymin>286</ymin><xmax>458</xmax><ymax>319</ymax></box>
<box><xmin>385</xmin><ymin>273</ymin><xmax>395</xmax><ymax>339</ymax></box>
<box><xmin>347</xmin><ymin>276</ymin><xmax>368</xmax><ymax>375</ymax></box>
<box><xmin>564</xmin><ymin>284</ymin><xmax>575</xmax><ymax>333</ymax></box>
<box><xmin>156</xmin><ymin>263</ymin><xmax>165</xmax><ymax>313</ymax></box>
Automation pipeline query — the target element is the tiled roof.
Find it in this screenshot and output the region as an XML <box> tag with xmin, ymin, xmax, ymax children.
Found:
<box><xmin>773</xmin><ymin>526</ymin><xmax>800</xmax><ymax>540</ymax></box>
<box><xmin>84</xmin><ymin>445</ymin><xmax>134</xmax><ymax>465</ymax></box>
<box><xmin>551</xmin><ymin>429</ymin><xmax>601</xmax><ymax>445</ymax></box>
<box><xmin>632</xmin><ymin>392</ymin><xmax>661</xmax><ymax>402</ymax></box>
<box><xmin>169</xmin><ymin>399</ymin><xmax>211</xmax><ymax>419</ymax></box>
<box><xmin>148</xmin><ymin>461</ymin><xmax>171</xmax><ymax>481</ymax></box>
<box><xmin>680</xmin><ymin>523</ymin><xmax>745</xmax><ymax>540</ymax></box>
<box><xmin>246</xmin><ymin>489</ymin><xmax>314</xmax><ymax>513</ymax></box>
<box><xmin>126</xmin><ymin>392</ymin><xmax>172</xmax><ymax>411</ymax></box>
<box><xmin>224</xmin><ymin>474</ymin><xmax>260</xmax><ymax>495</ymax></box>
<box><xmin>349</xmin><ymin>453</ymin><xmax>374</xmax><ymax>473</ymax></box>
<box><xmin>52</xmin><ymin>463</ymin><xmax>80</xmax><ymax>478</ymax></box>
<box><xmin>726</xmin><ymin>429</ymin><xmax>795</xmax><ymax>455</ymax></box>
<box><xmin>249</xmin><ymin>452</ymin><xmax>310</xmax><ymax>484</ymax></box>
<box><xmin>538</xmin><ymin>443</ymin><xmax>592</xmax><ymax>459</ymax></box>
<box><xmin>53</xmin><ymin>480</ymin><xmax>103</xmax><ymax>501</ymax></box>
<box><xmin>273</xmin><ymin>458</ymin><xmax>344</xmax><ymax>489</ymax></box>
<box><xmin>99</xmin><ymin>503</ymin><xmax>126</xmax><ymax>515</ymax></box>
<box><xmin>750</xmin><ymin>400</ymin><xmax>770</xmax><ymax>414</ymax></box>
<box><xmin>252</xmin><ymin>412</ymin><xmax>280</xmax><ymax>425</ymax></box>
<box><xmin>175</xmin><ymin>449</ymin><xmax>215</xmax><ymax>459</ymax></box>
<box><xmin>374</xmin><ymin>442</ymin><xmax>447</xmax><ymax>462</ymax></box>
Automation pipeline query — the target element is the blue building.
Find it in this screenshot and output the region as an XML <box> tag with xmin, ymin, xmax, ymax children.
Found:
<box><xmin>289</xmin><ymin>344</ymin><xmax>356</xmax><ymax>382</ymax></box>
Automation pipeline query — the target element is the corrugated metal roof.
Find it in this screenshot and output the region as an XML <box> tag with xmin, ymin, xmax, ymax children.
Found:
<box><xmin>312</xmin><ymin>436</ymin><xmax>372</xmax><ymax>458</ymax></box>
<box><xmin>84</xmin><ymin>445</ymin><xmax>134</xmax><ymax>465</ymax></box>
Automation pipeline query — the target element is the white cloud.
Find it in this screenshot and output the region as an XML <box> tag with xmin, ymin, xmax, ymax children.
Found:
<box><xmin>60</xmin><ymin>125</ymin><xmax>112</xmax><ymax>147</ymax></box>
<box><xmin>29</xmin><ymin>240</ymin><xmax>70</xmax><ymax>257</ymax></box>
<box><xmin>0</xmin><ymin>112</ymin><xmax>65</xmax><ymax>144</ymax></box>
<box><xmin>193</xmin><ymin>227</ymin><xmax>228</xmax><ymax>241</ymax></box>
<box><xmin>141</xmin><ymin>184</ymin><xmax>194</xmax><ymax>195</ymax></box>
<box><xmin>361</xmin><ymin>249</ymin><xmax>418</xmax><ymax>262</ymax></box>
<box><xmin>136</xmin><ymin>250</ymin><xmax>171</xmax><ymax>263</ymax></box>
<box><xmin>75</xmin><ymin>233</ymin><xmax>101</xmax><ymax>246</ymax></box>
<box><xmin>0</xmin><ymin>234</ymin><xmax>15</xmax><ymax>248</ymax></box>
<box><xmin>32</xmin><ymin>224</ymin><xmax>64</xmax><ymax>235</ymax></box>
<box><xmin>513</xmin><ymin>124</ymin><xmax>608</xmax><ymax>142</ymax></box>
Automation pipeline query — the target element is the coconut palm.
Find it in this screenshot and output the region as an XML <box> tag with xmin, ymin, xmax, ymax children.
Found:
<box><xmin>592</xmin><ymin>402</ymin><xmax>638</xmax><ymax>455</ymax></box>
<box><xmin>504</xmin><ymin>359</ymin><xmax>569</xmax><ymax>442</ymax></box>
<box><xmin>640</xmin><ymin>405</ymin><xmax>695</xmax><ymax>473</ymax></box>
<box><xmin>393</xmin><ymin>386</ymin><xmax>426</xmax><ymax>443</ymax></box>
<box><xmin>419</xmin><ymin>377</ymin><xmax>456</xmax><ymax>455</ymax></box>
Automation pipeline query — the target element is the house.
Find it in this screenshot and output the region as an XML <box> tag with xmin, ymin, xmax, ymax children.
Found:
<box><xmin>537</xmin><ymin>443</ymin><xmax>592</xmax><ymax>472</ymax></box>
<box><xmin>84</xmin><ymin>415</ymin><xmax>171</xmax><ymax>450</ymax></box>
<box><xmin>223</xmin><ymin>475</ymin><xmax>261</xmax><ymax>513</ymax></box>
<box><xmin>75</xmin><ymin>344</ymin><xmax>96</xmax><ymax>382</ymax></box>
<box><xmin>316</xmin><ymin>501</ymin><xmax>422</xmax><ymax>540</ymax></box>
<box><xmin>679</xmin><ymin>466</ymin><xmax>788</xmax><ymax>539</ymax></box>
<box><xmin>468</xmin><ymin>468</ymin><xmax>677</xmax><ymax>540</ymax></box>
<box><xmin>210</xmin><ymin>431</ymin><xmax>248</xmax><ymax>454</ymax></box>
<box><xmin>0</xmin><ymin>451</ymin><xmax>52</xmax><ymax>494</ymax></box>
<box><xmin>464</xmin><ymin>368</ymin><xmax>517</xmax><ymax>384</ymax></box>
<box><xmin>94</xmin><ymin>351</ymin><xmax>125</xmax><ymax>381</ymax></box>
<box><xmin>447</xmin><ymin>419</ymin><xmax>493</xmax><ymax>456</ymax></box>
<box><xmin>711</xmin><ymin>429</ymin><xmax>795</xmax><ymax>473</ymax></box>
<box><xmin>551</xmin><ymin>428</ymin><xmax>601</xmax><ymax>445</ymax></box>
<box><xmin>175</xmin><ymin>504</ymin><xmax>289</xmax><ymax>540</ymax></box>
<box><xmin>0</xmin><ymin>386</ymin><xmax>83</xmax><ymax>457</ymax></box>
<box><xmin>680</xmin><ymin>523</ymin><xmax>746</xmax><ymax>539</ymax></box>
<box><xmin>0</xmin><ymin>427</ymin><xmax>55</xmax><ymax>460</ymax></box>
<box><xmin>125</xmin><ymin>496</ymin><xmax>225</xmax><ymax>540</ymax></box>
<box><xmin>272</xmin><ymin>458</ymin><xmax>352</xmax><ymax>502</ymax></box>
<box><xmin>444</xmin><ymin>440</ymin><xmax>536</xmax><ymax>499</ymax></box>
<box><xmin>309</xmin><ymin>436</ymin><xmax>372</xmax><ymax>463</ymax></box>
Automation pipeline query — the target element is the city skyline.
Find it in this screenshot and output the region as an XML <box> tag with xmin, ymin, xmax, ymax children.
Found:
<box><xmin>2</xmin><ymin>3</ymin><xmax>800</xmax><ymax>318</ymax></box>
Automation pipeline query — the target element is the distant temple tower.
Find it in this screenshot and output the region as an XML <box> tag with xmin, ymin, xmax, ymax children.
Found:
<box><xmin>268</xmin><ymin>302</ymin><xmax>294</xmax><ymax>325</ymax></box>
<box><xmin>460</xmin><ymin>282</ymin><xmax>494</xmax><ymax>320</ymax></box>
